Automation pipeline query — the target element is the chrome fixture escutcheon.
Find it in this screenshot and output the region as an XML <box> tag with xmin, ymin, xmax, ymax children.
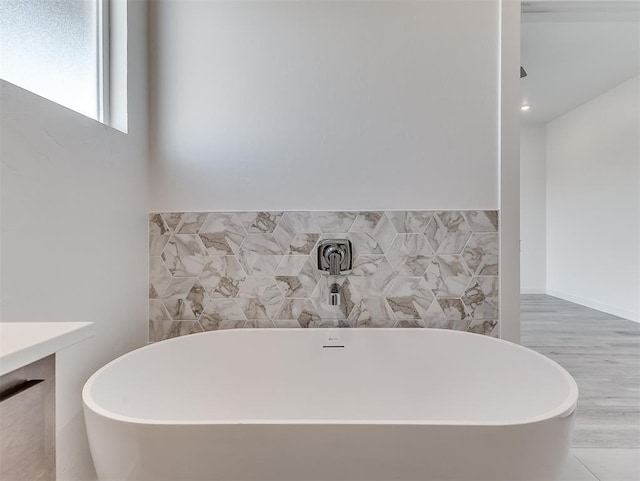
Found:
<box><xmin>317</xmin><ymin>239</ymin><xmax>352</xmax><ymax>275</ymax></box>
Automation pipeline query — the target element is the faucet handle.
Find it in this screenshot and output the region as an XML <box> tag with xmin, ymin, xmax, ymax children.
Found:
<box><xmin>317</xmin><ymin>239</ymin><xmax>353</xmax><ymax>275</ymax></box>
<box><xmin>326</xmin><ymin>247</ymin><xmax>342</xmax><ymax>276</ymax></box>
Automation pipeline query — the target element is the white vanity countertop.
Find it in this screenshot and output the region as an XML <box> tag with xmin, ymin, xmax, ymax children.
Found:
<box><xmin>0</xmin><ymin>322</ymin><xmax>94</xmax><ymax>376</ymax></box>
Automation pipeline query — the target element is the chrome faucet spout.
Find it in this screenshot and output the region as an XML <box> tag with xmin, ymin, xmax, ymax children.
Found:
<box><xmin>329</xmin><ymin>283</ymin><xmax>340</xmax><ymax>306</ymax></box>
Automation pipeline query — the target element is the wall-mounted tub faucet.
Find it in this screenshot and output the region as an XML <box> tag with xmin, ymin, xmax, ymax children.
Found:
<box><xmin>317</xmin><ymin>240</ymin><xmax>352</xmax><ymax>275</ymax></box>
<box><xmin>317</xmin><ymin>240</ymin><xmax>353</xmax><ymax>306</ymax></box>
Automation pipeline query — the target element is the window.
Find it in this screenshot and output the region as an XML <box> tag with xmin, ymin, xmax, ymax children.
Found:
<box><xmin>0</xmin><ymin>0</ymin><xmax>109</xmax><ymax>123</ymax></box>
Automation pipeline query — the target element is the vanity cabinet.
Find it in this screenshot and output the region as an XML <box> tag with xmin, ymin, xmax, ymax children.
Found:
<box><xmin>0</xmin><ymin>322</ymin><xmax>94</xmax><ymax>481</ymax></box>
<box><xmin>0</xmin><ymin>355</ymin><xmax>55</xmax><ymax>481</ymax></box>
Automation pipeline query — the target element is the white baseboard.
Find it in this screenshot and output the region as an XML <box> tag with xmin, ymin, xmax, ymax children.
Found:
<box><xmin>545</xmin><ymin>288</ymin><xmax>639</xmax><ymax>323</ymax></box>
<box><xmin>521</xmin><ymin>288</ymin><xmax>547</xmax><ymax>294</ymax></box>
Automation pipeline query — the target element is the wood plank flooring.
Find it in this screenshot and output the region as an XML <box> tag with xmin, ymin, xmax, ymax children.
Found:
<box><xmin>520</xmin><ymin>294</ymin><xmax>640</xmax><ymax>449</ymax></box>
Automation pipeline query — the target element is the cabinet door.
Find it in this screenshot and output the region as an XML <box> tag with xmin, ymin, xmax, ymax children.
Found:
<box><xmin>0</xmin><ymin>380</ymin><xmax>49</xmax><ymax>480</ymax></box>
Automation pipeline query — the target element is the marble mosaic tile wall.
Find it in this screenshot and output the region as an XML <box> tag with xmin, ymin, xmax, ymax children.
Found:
<box><xmin>149</xmin><ymin>211</ymin><xmax>499</xmax><ymax>341</ymax></box>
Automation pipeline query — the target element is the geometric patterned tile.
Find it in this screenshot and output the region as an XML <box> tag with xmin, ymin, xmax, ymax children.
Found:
<box><xmin>149</xmin><ymin>213</ymin><xmax>170</xmax><ymax>235</ymax></box>
<box><xmin>237</xmin><ymin>277</ymin><xmax>284</xmax><ymax>319</ymax></box>
<box><xmin>149</xmin><ymin>318</ymin><xmax>173</xmax><ymax>342</ymax></box>
<box><xmin>347</xmin><ymin>232</ymin><xmax>385</xmax><ymax>255</ymax></box>
<box><xmin>238</xmin><ymin>233</ymin><xmax>284</xmax><ymax>276</ymax></box>
<box><xmin>243</xmin><ymin>320</ymin><xmax>276</xmax><ymax>328</ymax></box>
<box><xmin>172</xmin><ymin>212</ymin><xmax>208</xmax><ymax>234</ymax></box>
<box><xmin>461</xmin><ymin>277</ymin><xmax>499</xmax><ymax>320</ymax></box>
<box><xmin>274</xmin><ymin>255</ymin><xmax>310</xmax><ymax>277</ymax></box>
<box><xmin>424</xmin><ymin>255</ymin><xmax>473</xmax><ymax>297</ymax></box>
<box><xmin>235</xmin><ymin>211</ymin><xmax>283</xmax><ymax>234</ymax></box>
<box><xmin>241</xmin><ymin>234</ymin><xmax>283</xmax><ymax>254</ymax></box>
<box><xmin>274</xmin><ymin>256</ymin><xmax>319</xmax><ymax>298</ymax></box>
<box><xmin>348</xmin><ymin>255</ymin><xmax>395</xmax><ymax>297</ymax></box>
<box><xmin>386</xmin><ymin>234</ymin><xmax>433</xmax><ymax>276</ymax></box>
<box><xmin>152</xmin><ymin>319</ymin><xmax>170</xmax><ymax>341</ymax></box>
<box><xmin>288</xmin><ymin>233</ymin><xmax>320</xmax><ymax>255</ymax></box>
<box><xmin>274</xmin><ymin>299</ymin><xmax>323</xmax><ymax>329</ymax></box>
<box><xmin>273</xmin><ymin>319</ymin><xmax>304</xmax><ymax>328</ymax></box>
<box><xmin>163</xmin><ymin>277</ymin><xmax>196</xmax><ymax>299</ymax></box>
<box><xmin>424</xmin><ymin>211</ymin><xmax>472</xmax><ymax>254</ymax></box>
<box><xmin>347</xmin><ymin>298</ymin><xmax>396</xmax><ymax>327</ymax></box>
<box><xmin>307</xmin><ymin>319</ymin><xmax>353</xmax><ymax>328</ymax></box>
<box><xmin>199</xmin><ymin>213</ymin><xmax>246</xmax><ymax>255</ymax></box>
<box><xmin>273</xmin><ymin>212</ymin><xmax>322</xmax><ymax>254</ymax></box>
<box><xmin>423</xmin><ymin>299</ymin><xmax>449</xmax><ymax>328</ymax></box>
<box><xmin>164</xmin><ymin>253</ymin><xmax>209</xmax><ymax>278</ymax></box>
<box><xmin>199</xmin><ymin>298</ymin><xmax>246</xmax><ymax>331</ymax></box>
<box><xmin>472</xmin><ymin>276</ymin><xmax>499</xmax><ymax>297</ymax></box>
<box><xmin>160</xmin><ymin>273</ymin><xmax>205</xmax><ymax>320</ymax></box>
<box><xmin>463</xmin><ymin>210</ymin><xmax>499</xmax><ymax>232</ymax></box>
<box><xmin>384</xmin><ymin>277</ymin><xmax>434</xmax><ymax>320</ymax></box>
<box><xmin>148</xmin><ymin>210</ymin><xmax>500</xmax><ymax>342</ymax></box>
<box><xmin>297</xmin><ymin>302</ymin><xmax>322</xmax><ymax>328</ymax></box>
<box><xmin>149</xmin><ymin>234</ymin><xmax>170</xmax><ymax>256</ymax></box>
<box><xmin>149</xmin><ymin>256</ymin><xmax>172</xmax><ymax>299</ymax></box>
<box><xmin>160</xmin><ymin>213</ymin><xmax>182</xmax><ymax>233</ymax></box>
<box><xmin>162</xmin><ymin>320</ymin><xmax>204</xmax><ymax>340</ymax></box>
<box><xmin>163</xmin><ymin>298</ymin><xmax>198</xmax><ymax>320</ymax></box>
<box><xmin>149</xmin><ymin>299</ymin><xmax>171</xmax><ymax>322</ymax></box>
<box><xmin>185</xmin><ymin>280</ymin><xmax>207</xmax><ymax>318</ymax></box>
<box><xmin>424</xmin><ymin>298</ymin><xmax>471</xmax><ymax>330</ymax></box>
<box><xmin>274</xmin><ymin>298</ymin><xmax>308</xmax><ymax>320</ymax></box>
<box><xmin>291</xmin><ymin>301</ymin><xmax>322</xmax><ymax>328</ymax></box>
<box><xmin>311</xmin><ymin>211</ymin><xmax>358</xmax><ymax>233</ymax></box>
<box><xmin>348</xmin><ymin>211</ymin><xmax>396</xmax><ymax>253</ymax></box>
<box><xmin>349</xmin><ymin>211</ymin><xmax>385</xmax><ymax>234</ymax></box>
<box><xmin>161</xmin><ymin>234</ymin><xmax>209</xmax><ymax>277</ymax></box>
<box><xmin>395</xmin><ymin>320</ymin><xmax>427</xmax><ymax>328</ymax></box>
<box><xmin>199</xmin><ymin>256</ymin><xmax>246</xmax><ymax>298</ymax></box>
<box><xmin>467</xmin><ymin>319</ymin><xmax>498</xmax><ymax>336</ymax></box>
<box><xmin>149</xmin><ymin>214</ymin><xmax>171</xmax><ymax>256</ymax></box>
<box><xmin>462</xmin><ymin>233</ymin><xmax>499</xmax><ymax>275</ymax></box>
<box><xmin>385</xmin><ymin>211</ymin><xmax>433</xmax><ymax>233</ymax></box>
<box><xmin>436</xmin><ymin>298</ymin><xmax>472</xmax><ymax>331</ymax></box>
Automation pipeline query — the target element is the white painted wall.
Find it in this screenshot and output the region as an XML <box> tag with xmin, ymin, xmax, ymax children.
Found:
<box><xmin>149</xmin><ymin>0</ymin><xmax>500</xmax><ymax>212</ymax></box>
<box><xmin>148</xmin><ymin>0</ymin><xmax>521</xmax><ymax>341</ymax></box>
<box><xmin>520</xmin><ymin>123</ymin><xmax>546</xmax><ymax>293</ymax></box>
<box><xmin>0</xmin><ymin>1</ymin><xmax>148</xmax><ymax>479</ymax></box>
<box><xmin>499</xmin><ymin>0</ymin><xmax>522</xmax><ymax>343</ymax></box>
<box><xmin>546</xmin><ymin>76</ymin><xmax>640</xmax><ymax>321</ymax></box>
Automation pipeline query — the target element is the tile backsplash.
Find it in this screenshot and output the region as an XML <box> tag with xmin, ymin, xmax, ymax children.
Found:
<box><xmin>149</xmin><ymin>211</ymin><xmax>499</xmax><ymax>341</ymax></box>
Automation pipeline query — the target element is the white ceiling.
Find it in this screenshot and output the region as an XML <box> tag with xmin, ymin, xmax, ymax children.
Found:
<box><xmin>521</xmin><ymin>1</ymin><xmax>640</xmax><ymax>123</ymax></box>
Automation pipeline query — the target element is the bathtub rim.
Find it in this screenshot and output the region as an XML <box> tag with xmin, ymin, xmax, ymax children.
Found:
<box><xmin>82</xmin><ymin>328</ymin><xmax>579</xmax><ymax>427</ymax></box>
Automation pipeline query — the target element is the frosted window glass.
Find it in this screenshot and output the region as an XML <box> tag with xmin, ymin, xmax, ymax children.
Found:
<box><xmin>0</xmin><ymin>0</ymin><xmax>99</xmax><ymax>119</ymax></box>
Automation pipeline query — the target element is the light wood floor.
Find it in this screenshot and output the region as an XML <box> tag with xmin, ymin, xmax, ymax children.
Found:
<box><xmin>521</xmin><ymin>295</ymin><xmax>640</xmax><ymax>449</ymax></box>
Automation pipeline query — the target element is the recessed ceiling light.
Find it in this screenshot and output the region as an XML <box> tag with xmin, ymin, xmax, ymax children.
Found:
<box><xmin>521</xmin><ymin>105</ymin><xmax>531</xmax><ymax>112</ymax></box>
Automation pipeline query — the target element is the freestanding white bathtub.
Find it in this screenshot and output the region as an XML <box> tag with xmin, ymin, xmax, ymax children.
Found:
<box><xmin>83</xmin><ymin>329</ymin><xmax>578</xmax><ymax>481</ymax></box>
